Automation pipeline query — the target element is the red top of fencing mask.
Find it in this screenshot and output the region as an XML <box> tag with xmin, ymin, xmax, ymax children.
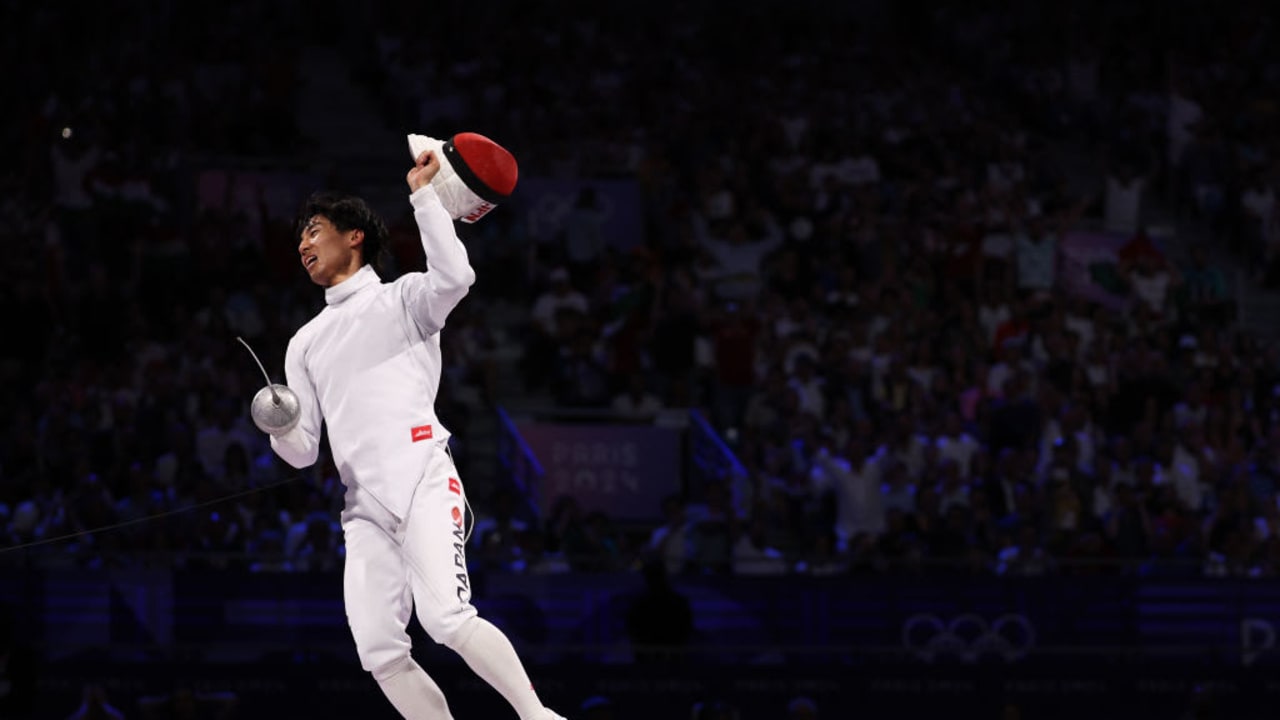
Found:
<box><xmin>443</xmin><ymin>132</ymin><xmax>518</xmax><ymax>203</ymax></box>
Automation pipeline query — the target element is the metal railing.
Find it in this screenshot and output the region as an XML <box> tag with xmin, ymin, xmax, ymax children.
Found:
<box><xmin>687</xmin><ymin>409</ymin><xmax>749</xmax><ymax>515</ymax></box>
<box><xmin>495</xmin><ymin>405</ymin><xmax>546</xmax><ymax>523</ymax></box>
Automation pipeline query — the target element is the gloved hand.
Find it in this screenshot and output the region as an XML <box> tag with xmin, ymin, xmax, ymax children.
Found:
<box><xmin>405</xmin><ymin>131</ymin><xmax>517</xmax><ymax>223</ymax></box>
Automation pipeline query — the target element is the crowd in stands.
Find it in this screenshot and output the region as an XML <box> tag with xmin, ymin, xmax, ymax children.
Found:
<box><xmin>4</xmin><ymin>0</ymin><xmax>1280</xmax><ymax>591</ymax></box>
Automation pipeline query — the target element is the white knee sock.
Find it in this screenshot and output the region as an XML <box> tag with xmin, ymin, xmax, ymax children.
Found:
<box><xmin>451</xmin><ymin>617</ymin><xmax>545</xmax><ymax>720</ymax></box>
<box><xmin>373</xmin><ymin>657</ymin><xmax>454</xmax><ymax>720</ymax></box>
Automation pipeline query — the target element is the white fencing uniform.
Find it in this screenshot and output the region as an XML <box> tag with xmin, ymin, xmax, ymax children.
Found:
<box><xmin>268</xmin><ymin>184</ymin><xmax>559</xmax><ymax>720</ymax></box>
<box><xmin>270</xmin><ymin>184</ymin><xmax>477</xmax><ymax>667</ymax></box>
<box><xmin>340</xmin><ymin>449</ymin><xmax>476</xmax><ymax>671</ymax></box>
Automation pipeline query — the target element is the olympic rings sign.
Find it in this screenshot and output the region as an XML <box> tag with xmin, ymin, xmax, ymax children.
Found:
<box><xmin>901</xmin><ymin>613</ymin><xmax>1037</xmax><ymax>664</ymax></box>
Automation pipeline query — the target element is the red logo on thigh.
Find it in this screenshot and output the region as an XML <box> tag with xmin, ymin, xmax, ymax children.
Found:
<box><xmin>451</xmin><ymin>506</ymin><xmax>462</xmax><ymax>527</ymax></box>
<box><xmin>448</xmin><ymin>477</ymin><xmax>461</xmax><ymax>495</ymax></box>
<box><xmin>411</xmin><ymin>424</ymin><xmax>433</xmax><ymax>442</ymax></box>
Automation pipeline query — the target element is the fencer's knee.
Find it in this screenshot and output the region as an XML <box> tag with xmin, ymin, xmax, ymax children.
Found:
<box><xmin>349</xmin><ymin>619</ymin><xmax>412</xmax><ymax>674</ymax></box>
<box><xmin>417</xmin><ymin>605</ymin><xmax>479</xmax><ymax>649</ymax></box>
<box><xmin>369</xmin><ymin>654</ymin><xmax>416</xmax><ymax>682</ymax></box>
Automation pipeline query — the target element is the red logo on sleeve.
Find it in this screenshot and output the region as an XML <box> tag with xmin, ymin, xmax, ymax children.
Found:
<box><xmin>448</xmin><ymin>477</ymin><xmax>461</xmax><ymax>495</ymax></box>
<box><xmin>411</xmin><ymin>425</ymin><xmax>433</xmax><ymax>442</ymax></box>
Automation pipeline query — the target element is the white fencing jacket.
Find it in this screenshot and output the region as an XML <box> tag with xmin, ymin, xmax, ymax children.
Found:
<box><xmin>271</xmin><ymin>185</ymin><xmax>475</xmax><ymax>518</ymax></box>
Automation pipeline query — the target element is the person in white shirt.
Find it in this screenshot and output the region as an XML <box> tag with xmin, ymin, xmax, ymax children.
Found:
<box><xmin>525</xmin><ymin>268</ymin><xmax>589</xmax><ymax>391</ymax></box>
<box><xmin>646</xmin><ymin>495</ymin><xmax>692</xmax><ymax>576</ymax></box>
<box><xmin>935</xmin><ymin>412</ymin><xmax>979</xmax><ymax>479</ymax></box>
<box><xmin>1037</xmin><ymin>404</ymin><xmax>1097</xmax><ymax>476</ymax></box>
<box><xmin>1013</xmin><ymin>217</ymin><xmax>1058</xmax><ymax>294</ymax></box>
<box><xmin>1167</xmin><ymin>82</ymin><xmax>1202</xmax><ymax>171</ymax></box>
<box><xmin>1063</xmin><ymin>299</ymin><xmax>1097</xmax><ymax>358</ymax></box>
<box><xmin>1170</xmin><ymin>425</ymin><xmax>1211</xmax><ymax>513</ymax></box>
<box><xmin>1126</xmin><ymin>252</ymin><xmax>1179</xmax><ymax>317</ymax></box>
<box><xmin>787</xmin><ymin>353</ymin><xmax>826</xmax><ymax>419</ymax></box>
<box><xmin>879</xmin><ymin>459</ymin><xmax>917</xmax><ymax>517</ymax></box>
<box><xmin>810</xmin><ymin>437</ymin><xmax>885</xmax><ymax>552</ymax></box>
<box><xmin>986</xmin><ymin>344</ymin><xmax>1034</xmax><ymax>399</ymax></box>
<box><xmin>266</xmin><ymin>151</ymin><xmax>564</xmax><ymax>720</ymax></box>
<box><xmin>194</xmin><ymin>399</ymin><xmax>258</xmax><ymax>480</ymax></box>
<box><xmin>530</xmin><ymin>267</ymin><xmax>589</xmax><ymax>337</ymax></box>
<box><xmin>977</xmin><ymin>286</ymin><xmax>1013</xmax><ymax>347</ymax></box>
<box><xmin>1105</xmin><ymin>167</ymin><xmax>1145</xmax><ymax>235</ymax></box>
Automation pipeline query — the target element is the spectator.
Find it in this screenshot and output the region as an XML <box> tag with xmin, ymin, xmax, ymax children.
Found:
<box><xmin>575</xmin><ymin>511</ymin><xmax>623</xmax><ymax>572</ymax></box>
<box><xmin>625</xmin><ymin>559</ymin><xmax>694</xmax><ymax>665</ymax></box>
<box><xmin>290</xmin><ymin>513</ymin><xmax>342</xmax><ymax>573</ymax></box>
<box><xmin>1169</xmin><ymin>424</ymin><xmax>1212</xmax><ymax>514</ymax></box>
<box><xmin>1179</xmin><ymin>246</ymin><xmax>1232</xmax><ymax>325</ymax></box>
<box><xmin>995</xmin><ymin>525</ymin><xmax>1051</xmax><ymax>577</ymax></box>
<box><xmin>543</xmin><ymin>495</ymin><xmax>585</xmax><ymax>558</ymax></box>
<box><xmin>686</xmin><ymin>482</ymin><xmax>736</xmax><ymax>575</ymax></box>
<box><xmin>810</xmin><ymin>435</ymin><xmax>884</xmax><ymax>552</ymax></box>
<box><xmin>472</xmin><ymin>487</ymin><xmax>531</xmax><ymax>569</ymax></box>
<box><xmin>563</xmin><ymin>188</ymin><xmax>607</xmax><ymax>289</ymax></box>
<box><xmin>527</xmin><ymin>268</ymin><xmax>589</xmax><ymax>390</ymax></box>
<box><xmin>1125</xmin><ymin>248</ymin><xmax>1181</xmax><ymax>319</ymax></box>
<box><xmin>553</xmin><ymin>331</ymin><xmax>613</xmax><ymax>408</ymax></box>
<box><xmin>935</xmin><ymin>412</ymin><xmax>981</xmax><ymax>479</ymax></box>
<box><xmin>783</xmin><ymin>348</ymin><xmax>822</xmax><ymax>411</ymax></box>
<box><xmin>513</xmin><ymin>529</ymin><xmax>571</xmax><ymax>575</ymax></box>
<box><xmin>1014</xmin><ymin>213</ymin><xmax>1061</xmax><ymax>296</ymax></box>
<box><xmin>1239</xmin><ymin>168</ymin><xmax>1279</xmax><ymax>282</ymax></box>
<box><xmin>646</xmin><ymin>495</ymin><xmax>692</xmax><ymax>576</ymax></box>
<box><xmin>709</xmin><ymin>299</ymin><xmax>761</xmax><ymax>430</ymax></box>
<box><xmin>1105</xmin><ymin>483</ymin><xmax>1152</xmax><ymax>560</ymax></box>
<box><xmin>1105</xmin><ymin>160</ymin><xmax>1146</xmax><ymax>236</ymax></box>
<box><xmin>610</xmin><ymin>375</ymin><xmax>665</xmax><ymax>417</ymax></box>
<box><xmin>247</xmin><ymin>530</ymin><xmax>293</xmax><ymax>573</ymax></box>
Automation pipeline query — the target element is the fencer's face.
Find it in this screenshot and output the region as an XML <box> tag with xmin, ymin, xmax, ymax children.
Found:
<box><xmin>299</xmin><ymin>214</ymin><xmax>361</xmax><ymax>287</ymax></box>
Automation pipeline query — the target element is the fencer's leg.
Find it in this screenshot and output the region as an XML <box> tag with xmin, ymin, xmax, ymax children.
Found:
<box><xmin>448</xmin><ymin>617</ymin><xmax>548</xmax><ymax>719</ymax></box>
<box><xmin>371</xmin><ymin>656</ymin><xmax>453</xmax><ymax>720</ymax></box>
<box><xmin>342</xmin><ymin>487</ymin><xmax>453</xmax><ymax>720</ymax></box>
<box><xmin>402</xmin><ymin>455</ymin><xmax>550</xmax><ymax>720</ymax></box>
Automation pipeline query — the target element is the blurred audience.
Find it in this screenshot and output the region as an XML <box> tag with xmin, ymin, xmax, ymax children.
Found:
<box><xmin>4</xmin><ymin>0</ymin><xmax>1280</xmax><ymax>586</ymax></box>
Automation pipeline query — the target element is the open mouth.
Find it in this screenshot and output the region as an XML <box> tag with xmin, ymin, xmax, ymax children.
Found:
<box><xmin>304</xmin><ymin>255</ymin><xmax>318</xmax><ymax>269</ymax></box>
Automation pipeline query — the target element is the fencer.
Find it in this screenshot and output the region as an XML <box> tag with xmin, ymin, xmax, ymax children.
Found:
<box><xmin>262</xmin><ymin>138</ymin><xmax>563</xmax><ymax>720</ymax></box>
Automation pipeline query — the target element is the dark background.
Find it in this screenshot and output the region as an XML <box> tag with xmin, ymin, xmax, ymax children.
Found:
<box><xmin>4</xmin><ymin>0</ymin><xmax>1280</xmax><ymax>718</ymax></box>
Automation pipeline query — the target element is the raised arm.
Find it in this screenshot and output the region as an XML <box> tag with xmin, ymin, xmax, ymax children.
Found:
<box><xmin>402</xmin><ymin>151</ymin><xmax>477</xmax><ymax>335</ymax></box>
<box><xmin>269</xmin><ymin>335</ymin><xmax>323</xmax><ymax>468</ymax></box>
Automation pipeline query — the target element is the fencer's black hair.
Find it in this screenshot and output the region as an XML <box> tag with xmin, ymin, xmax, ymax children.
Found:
<box><xmin>296</xmin><ymin>192</ymin><xmax>390</xmax><ymax>273</ymax></box>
